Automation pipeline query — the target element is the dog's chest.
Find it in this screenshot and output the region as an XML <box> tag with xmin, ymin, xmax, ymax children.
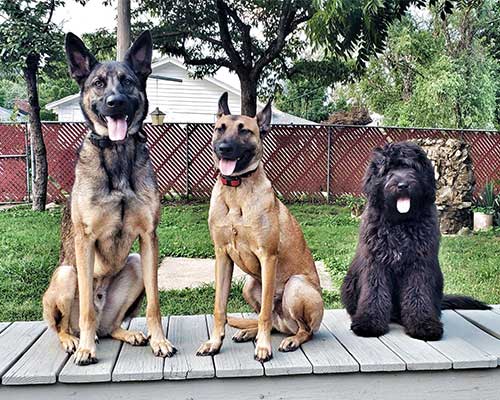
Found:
<box><xmin>209</xmin><ymin>203</ymin><xmax>263</xmax><ymax>276</ymax></box>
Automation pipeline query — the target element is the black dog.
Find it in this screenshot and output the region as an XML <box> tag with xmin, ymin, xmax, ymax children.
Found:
<box><xmin>341</xmin><ymin>142</ymin><xmax>489</xmax><ymax>341</ymax></box>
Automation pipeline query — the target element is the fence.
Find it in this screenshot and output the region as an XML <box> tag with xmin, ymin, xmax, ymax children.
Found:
<box><xmin>1</xmin><ymin>122</ymin><xmax>499</xmax><ymax>204</ymax></box>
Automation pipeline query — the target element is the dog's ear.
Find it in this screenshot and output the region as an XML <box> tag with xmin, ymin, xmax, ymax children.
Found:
<box><xmin>65</xmin><ymin>32</ymin><xmax>98</xmax><ymax>87</ymax></box>
<box><xmin>125</xmin><ymin>31</ymin><xmax>153</xmax><ymax>84</ymax></box>
<box><xmin>363</xmin><ymin>147</ymin><xmax>385</xmax><ymax>199</ymax></box>
<box><xmin>217</xmin><ymin>92</ymin><xmax>231</xmax><ymax>118</ymax></box>
<box><xmin>256</xmin><ymin>98</ymin><xmax>272</xmax><ymax>138</ymax></box>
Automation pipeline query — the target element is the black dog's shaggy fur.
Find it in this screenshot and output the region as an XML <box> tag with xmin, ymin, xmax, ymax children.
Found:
<box><xmin>341</xmin><ymin>142</ymin><xmax>489</xmax><ymax>341</ymax></box>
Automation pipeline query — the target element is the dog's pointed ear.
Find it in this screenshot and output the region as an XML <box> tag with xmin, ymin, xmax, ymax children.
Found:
<box><xmin>125</xmin><ymin>31</ymin><xmax>153</xmax><ymax>84</ymax></box>
<box><xmin>256</xmin><ymin>98</ymin><xmax>272</xmax><ymax>138</ymax></box>
<box><xmin>65</xmin><ymin>32</ymin><xmax>98</xmax><ymax>87</ymax></box>
<box><xmin>217</xmin><ymin>92</ymin><xmax>230</xmax><ymax>118</ymax></box>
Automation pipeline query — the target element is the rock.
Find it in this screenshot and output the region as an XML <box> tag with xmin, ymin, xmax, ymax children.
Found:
<box><xmin>457</xmin><ymin>227</ymin><xmax>471</xmax><ymax>236</ymax></box>
<box><xmin>413</xmin><ymin>138</ymin><xmax>474</xmax><ymax>234</ymax></box>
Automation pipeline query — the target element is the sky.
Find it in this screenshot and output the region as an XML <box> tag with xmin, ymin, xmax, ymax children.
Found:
<box><xmin>53</xmin><ymin>1</ymin><xmax>241</xmax><ymax>89</ymax></box>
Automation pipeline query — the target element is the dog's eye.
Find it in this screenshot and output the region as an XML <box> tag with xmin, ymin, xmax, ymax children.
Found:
<box><xmin>93</xmin><ymin>79</ymin><xmax>105</xmax><ymax>88</ymax></box>
<box><xmin>123</xmin><ymin>78</ymin><xmax>134</xmax><ymax>87</ymax></box>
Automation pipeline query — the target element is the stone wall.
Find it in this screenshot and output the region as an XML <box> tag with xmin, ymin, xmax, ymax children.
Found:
<box><xmin>413</xmin><ymin>138</ymin><xmax>475</xmax><ymax>234</ymax></box>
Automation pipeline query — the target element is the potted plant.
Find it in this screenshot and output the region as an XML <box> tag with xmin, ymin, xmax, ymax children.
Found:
<box><xmin>472</xmin><ymin>181</ymin><xmax>497</xmax><ymax>231</ymax></box>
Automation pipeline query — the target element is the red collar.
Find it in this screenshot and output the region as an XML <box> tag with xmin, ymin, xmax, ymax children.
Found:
<box><xmin>219</xmin><ymin>168</ymin><xmax>257</xmax><ymax>187</ymax></box>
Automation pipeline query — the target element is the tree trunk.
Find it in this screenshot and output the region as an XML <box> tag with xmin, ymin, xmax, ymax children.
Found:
<box><xmin>117</xmin><ymin>0</ymin><xmax>131</xmax><ymax>61</ymax></box>
<box><xmin>23</xmin><ymin>53</ymin><xmax>47</xmax><ymax>211</ymax></box>
<box><xmin>239</xmin><ymin>77</ymin><xmax>258</xmax><ymax>117</ymax></box>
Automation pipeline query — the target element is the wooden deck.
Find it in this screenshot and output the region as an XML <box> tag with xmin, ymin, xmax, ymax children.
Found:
<box><xmin>0</xmin><ymin>307</ymin><xmax>500</xmax><ymax>399</ymax></box>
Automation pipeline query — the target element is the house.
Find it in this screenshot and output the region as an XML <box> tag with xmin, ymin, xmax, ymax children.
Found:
<box><xmin>0</xmin><ymin>106</ymin><xmax>27</xmax><ymax>122</ymax></box>
<box><xmin>45</xmin><ymin>58</ymin><xmax>315</xmax><ymax>125</ymax></box>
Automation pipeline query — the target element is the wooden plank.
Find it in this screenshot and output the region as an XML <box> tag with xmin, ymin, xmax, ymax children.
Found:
<box><xmin>243</xmin><ymin>312</ymin><xmax>313</xmax><ymax>377</ymax></box>
<box><xmin>300</xmin><ymin>323</ymin><xmax>359</xmax><ymax>373</ymax></box>
<box><xmin>379</xmin><ymin>324</ymin><xmax>452</xmax><ymax>371</ymax></box>
<box><xmin>2</xmin><ymin>328</ymin><xmax>68</xmax><ymax>385</ymax></box>
<box><xmin>0</xmin><ymin>321</ymin><xmax>46</xmax><ymax>378</ymax></box>
<box><xmin>164</xmin><ymin>314</ymin><xmax>215</xmax><ymax>380</ymax></box>
<box><xmin>59</xmin><ymin>321</ymin><xmax>130</xmax><ymax>383</ymax></box>
<box><xmin>426</xmin><ymin>311</ymin><xmax>497</xmax><ymax>369</ymax></box>
<box><xmin>322</xmin><ymin>310</ymin><xmax>406</xmax><ymax>372</ymax></box>
<box><xmin>2</xmin><ymin>369</ymin><xmax>500</xmax><ymax>400</ymax></box>
<box><xmin>206</xmin><ymin>313</ymin><xmax>262</xmax><ymax>378</ymax></box>
<box><xmin>112</xmin><ymin>318</ymin><xmax>167</xmax><ymax>382</ymax></box>
<box><xmin>0</xmin><ymin>322</ymin><xmax>10</xmax><ymax>334</ymax></box>
<box><xmin>456</xmin><ymin>309</ymin><xmax>500</xmax><ymax>339</ymax></box>
<box><xmin>443</xmin><ymin>311</ymin><xmax>500</xmax><ymax>364</ymax></box>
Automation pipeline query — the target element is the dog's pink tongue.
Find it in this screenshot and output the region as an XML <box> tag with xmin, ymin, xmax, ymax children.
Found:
<box><xmin>219</xmin><ymin>159</ymin><xmax>237</xmax><ymax>175</ymax></box>
<box><xmin>106</xmin><ymin>117</ymin><xmax>127</xmax><ymax>141</ymax></box>
<box><xmin>397</xmin><ymin>197</ymin><xmax>411</xmax><ymax>214</ymax></box>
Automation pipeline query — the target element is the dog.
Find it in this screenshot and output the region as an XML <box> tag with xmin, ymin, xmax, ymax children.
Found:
<box><xmin>42</xmin><ymin>31</ymin><xmax>176</xmax><ymax>365</ymax></box>
<box><xmin>196</xmin><ymin>93</ymin><xmax>324</xmax><ymax>362</ymax></box>
<box><xmin>341</xmin><ymin>141</ymin><xmax>490</xmax><ymax>341</ymax></box>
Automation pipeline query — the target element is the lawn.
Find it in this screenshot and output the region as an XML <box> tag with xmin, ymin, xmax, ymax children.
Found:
<box><xmin>0</xmin><ymin>203</ymin><xmax>499</xmax><ymax>321</ymax></box>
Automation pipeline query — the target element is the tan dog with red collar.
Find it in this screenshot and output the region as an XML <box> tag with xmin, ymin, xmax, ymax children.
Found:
<box><xmin>196</xmin><ymin>93</ymin><xmax>324</xmax><ymax>362</ymax></box>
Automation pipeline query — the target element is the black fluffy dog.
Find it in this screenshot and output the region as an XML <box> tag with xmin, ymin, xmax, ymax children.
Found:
<box><xmin>341</xmin><ymin>141</ymin><xmax>489</xmax><ymax>341</ymax></box>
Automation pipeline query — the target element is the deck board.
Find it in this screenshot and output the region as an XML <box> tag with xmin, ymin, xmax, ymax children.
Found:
<box><xmin>112</xmin><ymin>318</ymin><xmax>167</xmax><ymax>382</ymax></box>
<box><xmin>59</xmin><ymin>321</ymin><xmax>130</xmax><ymax>383</ymax></box>
<box><xmin>0</xmin><ymin>308</ymin><xmax>499</xmax><ymax>387</ymax></box>
<box><xmin>0</xmin><ymin>322</ymin><xmax>11</xmax><ymax>334</ymax></box>
<box><xmin>300</xmin><ymin>323</ymin><xmax>360</xmax><ymax>374</ymax></box>
<box><xmin>322</xmin><ymin>310</ymin><xmax>406</xmax><ymax>372</ymax></box>
<box><xmin>426</xmin><ymin>311</ymin><xmax>497</xmax><ymax>369</ymax></box>
<box><xmin>207</xmin><ymin>313</ymin><xmax>262</xmax><ymax>378</ymax></box>
<box><xmin>456</xmin><ymin>309</ymin><xmax>500</xmax><ymax>340</ymax></box>
<box><xmin>379</xmin><ymin>324</ymin><xmax>452</xmax><ymax>370</ymax></box>
<box><xmin>164</xmin><ymin>315</ymin><xmax>215</xmax><ymax>380</ymax></box>
<box><xmin>2</xmin><ymin>328</ymin><xmax>68</xmax><ymax>385</ymax></box>
<box><xmin>0</xmin><ymin>321</ymin><xmax>46</xmax><ymax>378</ymax></box>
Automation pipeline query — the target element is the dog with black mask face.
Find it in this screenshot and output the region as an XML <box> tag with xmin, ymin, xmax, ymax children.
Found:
<box><xmin>341</xmin><ymin>142</ymin><xmax>489</xmax><ymax>341</ymax></box>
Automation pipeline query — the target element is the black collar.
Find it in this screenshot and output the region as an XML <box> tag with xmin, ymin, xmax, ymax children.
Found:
<box><xmin>88</xmin><ymin>130</ymin><xmax>147</xmax><ymax>149</ymax></box>
<box><xmin>220</xmin><ymin>167</ymin><xmax>258</xmax><ymax>187</ymax></box>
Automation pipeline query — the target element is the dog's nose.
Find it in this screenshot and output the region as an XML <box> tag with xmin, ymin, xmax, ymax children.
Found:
<box><xmin>105</xmin><ymin>94</ymin><xmax>126</xmax><ymax>108</ymax></box>
<box><xmin>398</xmin><ymin>182</ymin><xmax>409</xmax><ymax>190</ymax></box>
<box><xmin>218</xmin><ymin>142</ymin><xmax>234</xmax><ymax>155</ymax></box>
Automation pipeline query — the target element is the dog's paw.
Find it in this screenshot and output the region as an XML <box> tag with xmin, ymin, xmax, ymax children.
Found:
<box><xmin>60</xmin><ymin>334</ymin><xmax>79</xmax><ymax>354</ymax></box>
<box><xmin>74</xmin><ymin>346</ymin><xmax>98</xmax><ymax>365</ymax></box>
<box><xmin>150</xmin><ymin>338</ymin><xmax>177</xmax><ymax>357</ymax></box>
<box><xmin>254</xmin><ymin>343</ymin><xmax>272</xmax><ymax>362</ymax></box>
<box><xmin>196</xmin><ymin>340</ymin><xmax>221</xmax><ymax>356</ymax></box>
<box><xmin>278</xmin><ymin>336</ymin><xmax>300</xmax><ymax>352</ymax></box>
<box><xmin>351</xmin><ymin>317</ymin><xmax>388</xmax><ymax>337</ymax></box>
<box><xmin>406</xmin><ymin>320</ymin><xmax>443</xmax><ymax>341</ymax></box>
<box><xmin>232</xmin><ymin>329</ymin><xmax>257</xmax><ymax>343</ymax></box>
<box><xmin>124</xmin><ymin>330</ymin><xmax>148</xmax><ymax>346</ymax></box>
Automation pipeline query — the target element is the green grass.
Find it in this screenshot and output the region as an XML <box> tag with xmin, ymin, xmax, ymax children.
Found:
<box><xmin>0</xmin><ymin>204</ymin><xmax>499</xmax><ymax>321</ymax></box>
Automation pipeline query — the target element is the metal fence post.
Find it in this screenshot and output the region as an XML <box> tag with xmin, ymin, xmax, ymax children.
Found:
<box><xmin>185</xmin><ymin>123</ymin><xmax>191</xmax><ymax>200</ymax></box>
<box><xmin>326</xmin><ymin>126</ymin><xmax>333</xmax><ymax>203</ymax></box>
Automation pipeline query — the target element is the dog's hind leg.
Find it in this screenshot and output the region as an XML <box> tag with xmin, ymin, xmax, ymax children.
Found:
<box><xmin>42</xmin><ymin>265</ymin><xmax>80</xmax><ymax>353</ymax></box>
<box><xmin>278</xmin><ymin>275</ymin><xmax>324</xmax><ymax>352</ymax></box>
<box><xmin>98</xmin><ymin>254</ymin><xmax>148</xmax><ymax>346</ymax></box>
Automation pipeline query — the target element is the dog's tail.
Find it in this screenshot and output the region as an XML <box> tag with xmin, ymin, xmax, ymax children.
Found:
<box><xmin>227</xmin><ymin>317</ymin><xmax>258</xmax><ymax>329</ymax></box>
<box><xmin>441</xmin><ymin>294</ymin><xmax>491</xmax><ymax>310</ymax></box>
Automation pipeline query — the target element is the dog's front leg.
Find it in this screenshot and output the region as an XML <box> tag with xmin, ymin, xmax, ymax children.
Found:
<box><xmin>255</xmin><ymin>254</ymin><xmax>277</xmax><ymax>362</ymax></box>
<box><xmin>74</xmin><ymin>232</ymin><xmax>98</xmax><ymax>365</ymax></box>
<box><xmin>140</xmin><ymin>231</ymin><xmax>176</xmax><ymax>357</ymax></box>
<box><xmin>197</xmin><ymin>249</ymin><xmax>234</xmax><ymax>356</ymax></box>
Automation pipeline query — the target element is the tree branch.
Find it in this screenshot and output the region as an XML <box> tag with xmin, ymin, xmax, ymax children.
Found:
<box><xmin>221</xmin><ymin>2</ymin><xmax>253</xmax><ymax>66</ymax></box>
<box><xmin>215</xmin><ymin>0</ymin><xmax>244</xmax><ymax>70</ymax></box>
<box><xmin>161</xmin><ymin>43</ymin><xmax>233</xmax><ymax>70</ymax></box>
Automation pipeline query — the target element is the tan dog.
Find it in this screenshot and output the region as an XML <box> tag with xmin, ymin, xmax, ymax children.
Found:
<box><xmin>42</xmin><ymin>31</ymin><xmax>176</xmax><ymax>365</ymax></box>
<box><xmin>196</xmin><ymin>93</ymin><xmax>324</xmax><ymax>362</ymax></box>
